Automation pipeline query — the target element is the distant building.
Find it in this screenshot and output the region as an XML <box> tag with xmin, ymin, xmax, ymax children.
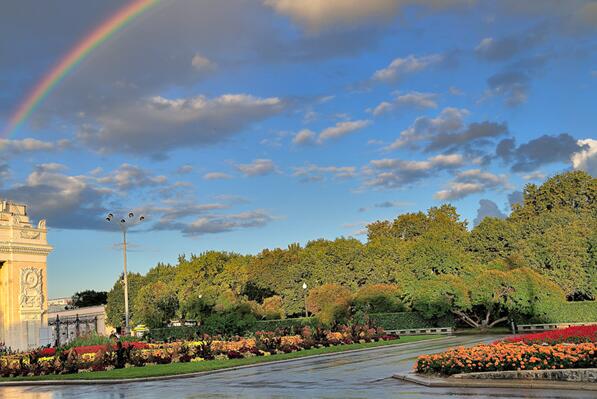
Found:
<box><xmin>47</xmin><ymin>297</ymin><xmax>73</xmax><ymax>313</ymax></box>
<box><xmin>47</xmin><ymin>305</ymin><xmax>112</xmax><ymax>346</ymax></box>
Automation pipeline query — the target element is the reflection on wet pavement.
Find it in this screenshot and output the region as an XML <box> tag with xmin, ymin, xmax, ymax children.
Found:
<box><xmin>1</xmin><ymin>335</ymin><xmax>593</xmax><ymax>399</ymax></box>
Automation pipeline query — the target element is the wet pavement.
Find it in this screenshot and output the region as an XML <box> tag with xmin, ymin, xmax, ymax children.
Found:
<box><xmin>0</xmin><ymin>335</ymin><xmax>593</xmax><ymax>399</ymax></box>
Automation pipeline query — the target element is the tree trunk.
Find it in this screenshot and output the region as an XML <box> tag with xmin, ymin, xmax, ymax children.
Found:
<box><xmin>451</xmin><ymin>310</ymin><xmax>480</xmax><ymax>329</ymax></box>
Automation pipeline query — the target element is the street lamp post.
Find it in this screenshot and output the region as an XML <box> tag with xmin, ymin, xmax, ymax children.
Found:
<box><xmin>302</xmin><ymin>282</ymin><xmax>308</xmax><ymax>318</ymax></box>
<box><xmin>106</xmin><ymin>211</ymin><xmax>145</xmax><ymax>335</ymax></box>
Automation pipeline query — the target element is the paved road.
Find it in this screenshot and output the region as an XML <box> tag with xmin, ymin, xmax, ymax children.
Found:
<box><xmin>1</xmin><ymin>335</ymin><xmax>593</xmax><ymax>399</ymax></box>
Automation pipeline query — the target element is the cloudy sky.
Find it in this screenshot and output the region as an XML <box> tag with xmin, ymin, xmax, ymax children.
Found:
<box><xmin>1</xmin><ymin>0</ymin><xmax>596</xmax><ymax>297</ymax></box>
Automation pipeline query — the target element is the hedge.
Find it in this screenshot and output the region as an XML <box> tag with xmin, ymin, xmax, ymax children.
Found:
<box><xmin>369</xmin><ymin>312</ymin><xmax>456</xmax><ymax>330</ymax></box>
<box><xmin>518</xmin><ymin>301</ymin><xmax>597</xmax><ymax>324</ymax></box>
<box><xmin>249</xmin><ymin>317</ymin><xmax>316</xmax><ymax>332</ymax></box>
<box><xmin>148</xmin><ymin>326</ymin><xmax>200</xmax><ymax>342</ymax></box>
<box><xmin>146</xmin><ymin>312</ymin><xmax>451</xmax><ymax>340</ymax></box>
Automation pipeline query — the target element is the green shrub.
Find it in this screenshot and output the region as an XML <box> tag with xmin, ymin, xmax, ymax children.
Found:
<box><xmin>261</xmin><ymin>295</ymin><xmax>285</xmax><ymax>320</ymax></box>
<box><xmin>369</xmin><ymin>311</ymin><xmax>456</xmax><ymax>330</ymax></box>
<box><xmin>306</xmin><ymin>284</ymin><xmax>352</xmax><ymax>326</ymax></box>
<box><xmin>148</xmin><ymin>326</ymin><xmax>200</xmax><ymax>341</ymax></box>
<box><xmin>200</xmin><ymin>310</ymin><xmax>257</xmax><ymax>336</ymax></box>
<box><xmin>353</xmin><ymin>284</ymin><xmax>406</xmax><ymax>313</ymax></box>
<box><xmin>515</xmin><ymin>301</ymin><xmax>597</xmax><ymax>324</ymax></box>
<box><xmin>250</xmin><ymin>317</ymin><xmax>315</xmax><ymax>333</ymax></box>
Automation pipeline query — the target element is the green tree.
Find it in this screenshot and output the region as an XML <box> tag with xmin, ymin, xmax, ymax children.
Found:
<box><xmin>261</xmin><ymin>295</ymin><xmax>285</xmax><ymax>320</ymax></box>
<box><xmin>248</xmin><ymin>245</ymin><xmax>305</xmax><ymax>315</ymax></box>
<box><xmin>511</xmin><ymin>171</ymin><xmax>596</xmax><ymax>219</ymax></box>
<box><xmin>513</xmin><ymin>214</ymin><xmax>594</xmax><ymax>298</ymax></box>
<box><xmin>306</xmin><ymin>284</ymin><xmax>352</xmax><ymax>326</ymax></box>
<box><xmin>71</xmin><ymin>290</ymin><xmax>108</xmax><ymax>308</ymax></box>
<box><xmin>467</xmin><ymin>217</ymin><xmax>519</xmax><ymax>264</ymax></box>
<box><xmin>105</xmin><ymin>272</ymin><xmax>145</xmax><ymax>328</ymax></box>
<box><xmin>133</xmin><ymin>281</ymin><xmax>178</xmax><ymax>328</ymax></box>
<box><xmin>353</xmin><ymin>284</ymin><xmax>405</xmax><ymax>313</ymax></box>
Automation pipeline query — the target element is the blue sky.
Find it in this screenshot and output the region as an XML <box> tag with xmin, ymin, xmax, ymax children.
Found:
<box><xmin>1</xmin><ymin>0</ymin><xmax>596</xmax><ymax>297</ymax></box>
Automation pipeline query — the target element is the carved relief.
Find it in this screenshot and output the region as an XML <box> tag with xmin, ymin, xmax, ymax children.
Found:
<box><xmin>20</xmin><ymin>228</ymin><xmax>41</xmax><ymax>240</ymax></box>
<box><xmin>20</xmin><ymin>267</ymin><xmax>43</xmax><ymax>309</ymax></box>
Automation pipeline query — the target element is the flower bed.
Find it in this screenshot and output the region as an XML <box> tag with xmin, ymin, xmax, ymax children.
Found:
<box><xmin>0</xmin><ymin>325</ymin><xmax>396</xmax><ymax>378</ymax></box>
<box><xmin>502</xmin><ymin>325</ymin><xmax>597</xmax><ymax>345</ymax></box>
<box><xmin>416</xmin><ymin>342</ymin><xmax>597</xmax><ymax>376</ymax></box>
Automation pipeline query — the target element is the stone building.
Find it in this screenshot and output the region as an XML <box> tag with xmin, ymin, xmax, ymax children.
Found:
<box><xmin>47</xmin><ymin>305</ymin><xmax>111</xmax><ymax>346</ymax></box>
<box><xmin>0</xmin><ymin>201</ymin><xmax>52</xmax><ymax>351</ymax></box>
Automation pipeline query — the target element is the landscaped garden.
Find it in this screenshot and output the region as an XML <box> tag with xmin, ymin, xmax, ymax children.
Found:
<box><xmin>0</xmin><ymin>325</ymin><xmax>436</xmax><ymax>380</ymax></box>
<box><xmin>103</xmin><ymin>172</ymin><xmax>595</xmax><ymax>342</ymax></box>
<box><xmin>415</xmin><ymin>325</ymin><xmax>597</xmax><ymax>376</ymax></box>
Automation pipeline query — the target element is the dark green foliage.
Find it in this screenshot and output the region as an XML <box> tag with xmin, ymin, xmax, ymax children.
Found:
<box><xmin>369</xmin><ymin>312</ymin><xmax>456</xmax><ymax>330</ymax></box>
<box><xmin>352</xmin><ymin>284</ymin><xmax>405</xmax><ymax>313</ymax></box>
<box><xmin>71</xmin><ymin>290</ymin><xmax>108</xmax><ymax>308</ymax></box>
<box><xmin>148</xmin><ymin>326</ymin><xmax>200</xmax><ymax>342</ymax></box>
<box><xmin>514</xmin><ymin>301</ymin><xmax>597</xmax><ymax>324</ymax></box>
<box><xmin>200</xmin><ymin>308</ymin><xmax>257</xmax><ymax>337</ymax></box>
<box><xmin>250</xmin><ymin>317</ymin><xmax>316</xmax><ymax>333</ymax></box>
<box><xmin>104</xmin><ymin>171</ymin><xmax>596</xmax><ymax>334</ymax></box>
<box><xmin>105</xmin><ymin>273</ymin><xmax>145</xmax><ymax>328</ymax></box>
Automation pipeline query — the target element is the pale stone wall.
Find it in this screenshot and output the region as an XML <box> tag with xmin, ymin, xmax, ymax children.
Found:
<box><xmin>47</xmin><ymin>305</ymin><xmax>112</xmax><ymax>346</ymax></box>
<box><xmin>453</xmin><ymin>368</ymin><xmax>597</xmax><ymax>383</ymax></box>
<box><xmin>0</xmin><ymin>201</ymin><xmax>52</xmax><ymax>351</ymax></box>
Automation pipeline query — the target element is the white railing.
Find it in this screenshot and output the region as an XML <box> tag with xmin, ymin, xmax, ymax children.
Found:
<box><xmin>515</xmin><ymin>321</ymin><xmax>597</xmax><ymax>333</ymax></box>
<box><xmin>385</xmin><ymin>327</ymin><xmax>453</xmax><ymax>335</ymax></box>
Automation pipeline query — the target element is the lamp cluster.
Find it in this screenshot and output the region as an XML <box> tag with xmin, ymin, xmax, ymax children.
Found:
<box><xmin>106</xmin><ymin>212</ymin><xmax>145</xmax><ymax>224</ymax></box>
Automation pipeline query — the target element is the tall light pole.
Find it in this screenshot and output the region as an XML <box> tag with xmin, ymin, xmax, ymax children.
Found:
<box><xmin>302</xmin><ymin>282</ymin><xmax>308</xmax><ymax>318</ymax></box>
<box><xmin>106</xmin><ymin>211</ymin><xmax>145</xmax><ymax>335</ymax></box>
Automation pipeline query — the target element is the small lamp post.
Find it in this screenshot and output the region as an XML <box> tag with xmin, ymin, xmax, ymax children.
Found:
<box><xmin>106</xmin><ymin>211</ymin><xmax>145</xmax><ymax>335</ymax></box>
<box><xmin>302</xmin><ymin>282</ymin><xmax>308</xmax><ymax>318</ymax></box>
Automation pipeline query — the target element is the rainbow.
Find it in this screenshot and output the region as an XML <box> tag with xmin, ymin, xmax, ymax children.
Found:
<box><xmin>2</xmin><ymin>0</ymin><xmax>159</xmax><ymax>137</ymax></box>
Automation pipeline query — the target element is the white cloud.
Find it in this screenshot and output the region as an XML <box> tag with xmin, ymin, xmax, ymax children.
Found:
<box><xmin>265</xmin><ymin>0</ymin><xmax>471</xmax><ymax>32</ymax></box>
<box><xmin>177</xmin><ymin>165</ymin><xmax>193</xmax><ymax>174</ymax></box>
<box><xmin>372</xmin><ymin>54</ymin><xmax>443</xmax><ymax>82</ymax></box>
<box><xmin>0</xmin><ymin>138</ymin><xmax>70</xmax><ymax>154</ymax></box>
<box><xmin>571</xmin><ymin>138</ymin><xmax>597</xmax><ymax>176</ymax></box>
<box><xmin>371</xmin><ymin>91</ymin><xmax>438</xmax><ymax>116</ymax></box>
<box><xmin>0</xmin><ymin>164</ymin><xmax>111</xmax><ymax>229</ymax></box>
<box><xmin>182</xmin><ymin>210</ymin><xmax>275</xmax><ymax>235</ymax></box>
<box><xmin>371</xmin><ymin>101</ymin><xmax>393</xmax><ymax>116</ymax></box>
<box><xmin>435</xmin><ymin>169</ymin><xmax>511</xmax><ymax>200</ymax></box>
<box><xmin>385</xmin><ymin>107</ymin><xmax>468</xmax><ymax>150</ymax></box>
<box><xmin>449</xmin><ymin>86</ymin><xmax>464</xmax><ymax>96</ymax></box>
<box><xmin>475</xmin><ymin>37</ymin><xmax>494</xmax><ymax>53</ymax></box>
<box><xmin>292</xmin><ymin>129</ymin><xmax>317</xmax><ymax>145</ymax></box>
<box><xmin>318</xmin><ymin>120</ymin><xmax>371</xmax><ymax>143</ymax></box>
<box><xmin>191</xmin><ymin>53</ymin><xmax>217</xmax><ymax>71</ymax></box>
<box><xmin>522</xmin><ymin>171</ymin><xmax>546</xmax><ymax>180</ymax></box>
<box><xmin>364</xmin><ymin>153</ymin><xmax>464</xmax><ymax>188</ymax></box>
<box><xmin>264</xmin><ymin>0</ymin><xmax>401</xmax><ymax>32</ymax></box>
<box><xmin>78</xmin><ymin>93</ymin><xmax>284</xmax><ymax>156</ymax></box>
<box><xmin>203</xmin><ymin>172</ymin><xmax>233</xmax><ymax>180</ymax></box>
<box><xmin>95</xmin><ymin>164</ymin><xmax>167</xmax><ymax>190</ymax></box>
<box><xmin>292</xmin><ymin>120</ymin><xmax>371</xmax><ymax>145</ymax></box>
<box><xmin>235</xmin><ymin>159</ymin><xmax>277</xmax><ymax>176</ymax></box>
<box><xmin>292</xmin><ymin>164</ymin><xmax>357</xmax><ymax>182</ymax></box>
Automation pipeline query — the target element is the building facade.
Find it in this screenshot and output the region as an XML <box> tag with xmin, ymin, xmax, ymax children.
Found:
<box><xmin>0</xmin><ymin>201</ymin><xmax>52</xmax><ymax>351</ymax></box>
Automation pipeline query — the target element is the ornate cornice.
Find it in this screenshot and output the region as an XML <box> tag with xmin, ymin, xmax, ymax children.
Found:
<box><xmin>0</xmin><ymin>242</ymin><xmax>53</xmax><ymax>255</ymax></box>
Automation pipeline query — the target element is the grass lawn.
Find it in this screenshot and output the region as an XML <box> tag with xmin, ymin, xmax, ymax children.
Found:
<box><xmin>0</xmin><ymin>335</ymin><xmax>440</xmax><ymax>382</ymax></box>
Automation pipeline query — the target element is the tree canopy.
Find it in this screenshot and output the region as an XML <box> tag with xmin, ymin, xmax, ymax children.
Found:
<box><xmin>106</xmin><ymin>171</ymin><xmax>596</xmax><ymax>330</ymax></box>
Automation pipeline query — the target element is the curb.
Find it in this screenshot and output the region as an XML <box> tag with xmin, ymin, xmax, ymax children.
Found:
<box><xmin>393</xmin><ymin>372</ymin><xmax>597</xmax><ymax>391</ymax></box>
<box><xmin>0</xmin><ymin>336</ymin><xmax>448</xmax><ymax>387</ymax></box>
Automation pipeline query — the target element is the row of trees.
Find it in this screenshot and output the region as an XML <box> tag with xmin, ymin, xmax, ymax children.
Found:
<box><xmin>106</xmin><ymin>171</ymin><xmax>596</xmax><ymax>330</ymax></box>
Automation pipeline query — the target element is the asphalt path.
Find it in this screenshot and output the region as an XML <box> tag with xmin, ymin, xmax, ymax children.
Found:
<box><xmin>1</xmin><ymin>335</ymin><xmax>594</xmax><ymax>399</ymax></box>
